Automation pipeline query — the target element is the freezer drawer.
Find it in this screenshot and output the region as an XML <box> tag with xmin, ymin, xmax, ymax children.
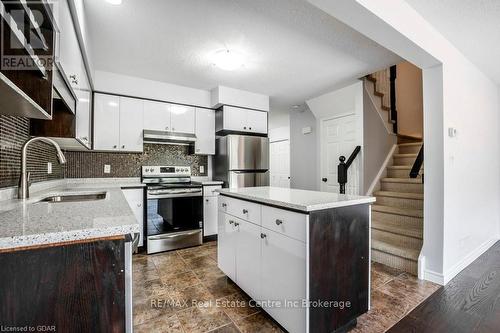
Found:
<box><xmin>228</xmin><ymin>171</ymin><xmax>269</xmax><ymax>188</ymax></box>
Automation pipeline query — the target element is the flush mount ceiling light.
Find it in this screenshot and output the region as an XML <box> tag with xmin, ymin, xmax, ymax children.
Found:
<box><xmin>106</xmin><ymin>0</ymin><xmax>122</xmax><ymax>5</ymax></box>
<box><xmin>212</xmin><ymin>49</ymin><xmax>245</xmax><ymax>71</ymax></box>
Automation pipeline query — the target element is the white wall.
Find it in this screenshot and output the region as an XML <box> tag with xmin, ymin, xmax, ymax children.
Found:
<box><xmin>268</xmin><ymin>111</ymin><xmax>290</xmax><ymax>130</ymax></box>
<box><xmin>94</xmin><ymin>70</ymin><xmax>212</xmax><ymax>108</ymax></box>
<box><xmin>363</xmin><ymin>87</ymin><xmax>397</xmax><ymax>194</ymax></box>
<box><xmin>290</xmin><ymin>109</ymin><xmax>318</xmax><ymax>191</ymax></box>
<box><xmin>309</xmin><ymin>0</ymin><xmax>500</xmax><ymax>284</ymax></box>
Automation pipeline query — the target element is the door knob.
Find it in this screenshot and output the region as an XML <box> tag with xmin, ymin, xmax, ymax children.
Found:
<box><xmin>322</xmin><ymin>178</ymin><xmax>328</xmax><ymax>182</ymax></box>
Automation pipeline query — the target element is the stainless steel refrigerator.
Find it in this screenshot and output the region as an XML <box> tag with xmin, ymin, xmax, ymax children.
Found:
<box><xmin>214</xmin><ymin>135</ymin><xmax>269</xmax><ymax>188</ymax></box>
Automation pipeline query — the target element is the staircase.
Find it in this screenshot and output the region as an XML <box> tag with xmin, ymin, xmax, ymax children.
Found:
<box><xmin>371</xmin><ymin>142</ymin><xmax>423</xmax><ymax>275</ymax></box>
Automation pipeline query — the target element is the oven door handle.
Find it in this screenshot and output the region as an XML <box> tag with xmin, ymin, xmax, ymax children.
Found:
<box><xmin>149</xmin><ymin>230</ymin><xmax>201</xmax><ymax>240</ymax></box>
<box><xmin>147</xmin><ymin>191</ymin><xmax>202</xmax><ymax>199</ymax></box>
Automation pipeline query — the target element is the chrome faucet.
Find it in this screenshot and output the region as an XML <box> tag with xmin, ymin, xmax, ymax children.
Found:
<box><xmin>18</xmin><ymin>137</ymin><xmax>67</xmax><ymax>199</ymax></box>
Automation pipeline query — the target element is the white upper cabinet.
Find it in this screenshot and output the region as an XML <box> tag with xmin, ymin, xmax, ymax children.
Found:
<box><xmin>218</xmin><ymin>106</ymin><xmax>268</xmax><ymax>134</ymax></box>
<box><xmin>75</xmin><ymin>89</ymin><xmax>91</xmax><ymax>148</ymax></box>
<box><xmin>170</xmin><ymin>105</ymin><xmax>195</xmax><ymax>134</ymax></box>
<box><xmin>143</xmin><ymin>100</ymin><xmax>170</xmax><ymax>131</ymax></box>
<box><xmin>194</xmin><ymin>108</ymin><xmax>215</xmax><ymax>155</ymax></box>
<box><xmin>94</xmin><ymin>94</ymin><xmax>120</xmax><ymax>151</ymax></box>
<box><xmin>119</xmin><ymin>97</ymin><xmax>144</xmax><ymax>152</ymax></box>
<box><xmin>93</xmin><ymin>93</ymin><xmax>144</xmax><ymax>152</ymax></box>
<box><xmin>246</xmin><ymin>109</ymin><xmax>268</xmax><ymax>133</ymax></box>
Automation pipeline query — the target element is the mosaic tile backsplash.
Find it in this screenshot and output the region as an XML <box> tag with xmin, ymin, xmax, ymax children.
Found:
<box><xmin>0</xmin><ymin>115</ymin><xmax>63</xmax><ymax>188</ymax></box>
<box><xmin>63</xmin><ymin>144</ymin><xmax>208</xmax><ymax>178</ymax></box>
<box><xmin>0</xmin><ymin>116</ymin><xmax>208</xmax><ymax>188</ymax></box>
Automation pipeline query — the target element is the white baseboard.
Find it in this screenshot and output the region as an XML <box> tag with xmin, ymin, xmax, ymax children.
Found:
<box><xmin>423</xmin><ymin>268</ymin><xmax>445</xmax><ymax>285</ymax></box>
<box><xmin>442</xmin><ymin>238</ymin><xmax>499</xmax><ymax>284</ymax></box>
<box><xmin>366</xmin><ymin>144</ymin><xmax>397</xmax><ymax>196</ymax></box>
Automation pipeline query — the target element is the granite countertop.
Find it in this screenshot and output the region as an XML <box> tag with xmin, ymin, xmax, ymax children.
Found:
<box><xmin>217</xmin><ymin>186</ymin><xmax>376</xmax><ymax>212</ymax></box>
<box><xmin>0</xmin><ymin>180</ymin><xmax>141</xmax><ymax>250</ymax></box>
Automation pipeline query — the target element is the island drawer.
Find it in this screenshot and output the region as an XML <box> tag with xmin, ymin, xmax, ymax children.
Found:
<box><xmin>218</xmin><ymin>196</ymin><xmax>261</xmax><ymax>225</ymax></box>
<box><xmin>262</xmin><ymin>206</ymin><xmax>307</xmax><ymax>242</ymax></box>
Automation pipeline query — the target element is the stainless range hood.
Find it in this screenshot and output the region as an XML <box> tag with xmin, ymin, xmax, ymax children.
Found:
<box><xmin>143</xmin><ymin>129</ymin><xmax>197</xmax><ymax>145</ymax></box>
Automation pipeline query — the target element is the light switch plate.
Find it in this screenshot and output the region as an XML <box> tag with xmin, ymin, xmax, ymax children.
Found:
<box><xmin>302</xmin><ymin>126</ymin><xmax>312</xmax><ymax>135</ymax></box>
<box><xmin>47</xmin><ymin>162</ymin><xmax>52</xmax><ymax>174</ymax></box>
<box><xmin>104</xmin><ymin>164</ymin><xmax>111</xmax><ymax>174</ymax></box>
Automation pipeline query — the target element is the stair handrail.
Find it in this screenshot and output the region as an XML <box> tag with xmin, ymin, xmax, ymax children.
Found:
<box><xmin>337</xmin><ymin>146</ymin><xmax>361</xmax><ymax>194</ymax></box>
<box><xmin>409</xmin><ymin>144</ymin><xmax>424</xmax><ymax>179</ymax></box>
<box><xmin>389</xmin><ymin>65</ymin><xmax>398</xmax><ymax>134</ymax></box>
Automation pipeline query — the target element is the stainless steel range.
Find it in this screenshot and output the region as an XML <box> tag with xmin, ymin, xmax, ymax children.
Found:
<box><xmin>142</xmin><ymin>166</ymin><xmax>203</xmax><ymax>254</ymax></box>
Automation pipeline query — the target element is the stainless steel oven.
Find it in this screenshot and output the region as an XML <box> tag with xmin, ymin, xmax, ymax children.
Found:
<box><xmin>142</xmin><ymin>166</ymin><xmax>203</xmax><ymax>254</ymax></box>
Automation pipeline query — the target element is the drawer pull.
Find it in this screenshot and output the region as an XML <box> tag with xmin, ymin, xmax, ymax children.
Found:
<box><xmin>222</xmin><ymin>203</ymin><xmax>227</xmax><ymax>207</ymax></box>
<box><xmin>260</xmin><ymin>233</ymin><xmax>267</xmax><ymax>239</ymax></box>
<box><xmin>275</xmin><ymin>219</ymin><xmax>283</xmax><ymax>225</ymax></box>
<box><xmin>234</xmin><ymin>222</ymin><xmax>240</xmax><ymax>227</ymax></box>
<box><xmin>242</xmin><ymin>209</ymin><xmax>248</xmax><ymax>214</ymax></box>
<box><xmin>229</xmin><ymin>220</ymin><xmax>234</xmax><ymax>224</ymax></box>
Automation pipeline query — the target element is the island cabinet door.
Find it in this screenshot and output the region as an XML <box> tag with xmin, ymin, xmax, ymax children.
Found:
<box><xmin>261</xmin><ymin>229</ymin><xmax>307</xmax><ymax>333</ymax></box>
<box><xmin>217</xmin><ymin>213</ymin><xmax>237</xmax><ymax>280</ymax></box>
<box><xmin>235</xmin><ymin>219</ymin><xmax>262</xmax><ymax>300</ymax></box>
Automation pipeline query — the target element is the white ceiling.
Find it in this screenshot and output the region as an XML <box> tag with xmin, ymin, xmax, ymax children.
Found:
<box><xmin>406</xmin><ymin>0</ymin><xmax>500</xmax><ymax>84</ymax></box>
<box><xmin>84</xmin><ymin>0</ymin><xmax>401</xmax><ymax>113</ymax></box>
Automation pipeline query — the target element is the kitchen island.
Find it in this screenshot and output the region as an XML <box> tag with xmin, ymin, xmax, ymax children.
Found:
<box><xmin>216</xmin><ymin>187</ymin><xmax>375</xmax><ymax>333</ymax></box>
<box><xmin>0</xmin><ymin>180</ymin><xmax>141</xmax><ymax>332</ymax></box>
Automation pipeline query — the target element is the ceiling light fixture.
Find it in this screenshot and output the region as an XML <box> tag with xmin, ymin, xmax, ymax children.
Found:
<box><xmin>106</xmin><ymin>0</ymin><xmax>122</xmax><ymax>5</ymax></box>
<box><xmin>212</xmin><ymin>49</ymin><xmax>245</xmax><ymax>71</ymax></box>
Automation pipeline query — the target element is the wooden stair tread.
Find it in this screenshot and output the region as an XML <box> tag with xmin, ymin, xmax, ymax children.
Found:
<box><xmin>374</xmin><ymin>191</ymin><xmax>423</xmax><ymax>200</ymax></box>
<box><xmin>372</xmin><ymin>239</ymin><xmax>420</xmax><ymax>261</ymax></box>
<box><xmin>394</xmin><ymin>153</ymin><xmax>418</xmax><ymax>158</ymax></box>
<box><xmin>372</xmin><ymin>205</ymin><xmax>423</xmax><ymax>218</ymax></box>
<box><xmin>381</xmin><ymin>177</ymin><xmax>423</xmax><ymax>184</ymax></box>
<box><xmin>398</xmin><ymin>142</ymin><xmax>423</xmax><ymax>147</ymax></box>
<box><xmin>372</xmin><ymin>219</ymin><xmax>423</xmax><ymax>239</ymax></box>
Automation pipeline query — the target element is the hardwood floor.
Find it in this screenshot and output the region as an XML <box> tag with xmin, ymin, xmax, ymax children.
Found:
<box><xmin>389</xmin><ymin>241</ymin><xmax>500</xmax><ymax>332</ymax></box>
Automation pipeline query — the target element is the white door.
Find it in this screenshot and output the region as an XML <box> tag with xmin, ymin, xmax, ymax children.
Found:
<box><xmin>270</xmin><ymin>140</ymin><xmax>290</xmax><ymax>188</ymax></box>
<box><xmin>217</xmin><ymin>213</ymin><xmax>237</xmax><ymax>281</ymax></box>
<box><xmin>93</xmin><ymin>94</ymin><xmax>120</xmax><ymax>151</ymax></box>
<box><xmin>194</xmin><ymin>108</ymin><xmax>215</xmax><ymax>155</ymax></box>
<box><xmin>246</xmin><ymin>110</ymin><xmax>268</xmax><ymax>134</ymax></box>
<box><xmin>261</xmin><ymin>230</ymin><xmax>306</xmax><ymax>333</ymax></box>
<box><xmin>320</xmin><ymin>115</ymin><xmax>361</xmax><ymax>194</ymax></box>
<box><xmin>143</xmin><ymin>100</ymin><xmax>170</xmax><ymax>131</ymax></box>
<box><xmin>119</xmin><ymin>97</ymin><xmax>144</xmax><ymax>152</ymax></box>
<box><xmin>170</xmin><ymin>105</ymin><xmax>195</xmax><ymax>134</ymax></box>
<box><xmin>203</xmin><ymin>196</ymin><xmax>218</xmax><ymax>236</ymax></box>
<box><xmin>235</xmin><ymin>219</ymin><xmax>262</xmax><ymax>299</ymax></box>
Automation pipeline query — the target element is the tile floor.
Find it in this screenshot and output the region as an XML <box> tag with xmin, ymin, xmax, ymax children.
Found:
<box><xmin>132</xmin><ymin>242</ymin><xmax>440</xmax><ymax>333</ymax></box>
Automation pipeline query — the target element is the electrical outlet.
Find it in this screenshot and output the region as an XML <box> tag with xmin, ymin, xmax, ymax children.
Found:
<box><xmin>104</xmin><ymin>164</ymin><xmax>111</xmax><ymax>174</ymax></box>
<box><xmin>47</xmin><ymin>162</ymin><xmax>52</xmax><ymax>174</ymax></box>
<box><xmin>200</xmin><ymin>165</ymin><xmax>205</xmax><ymax>174</ymax></box>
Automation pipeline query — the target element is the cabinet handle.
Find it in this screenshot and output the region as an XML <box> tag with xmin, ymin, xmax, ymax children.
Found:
<box><xmin>229</xmin><ymin>220</ymin><xmax>234</xmax><ymax>224</ymax></box>
<box><xmin>249</xmin><ymin>127</ymin><xmax>252</xmax><ymax>130</ymax></box>
<box><xmin>206</xmin><ymin>199</ymin><xmax>209</xmax><ymax>202</ymax></box>
<box><xmin>243</xmin><ymin>126</ymin><xmax>247</xmax><ymax>130</ymax></box>
<box><xmin>242</xmin><ymin>209</ymin><xmax>248</xmax><ymax>214</ymax></box>
<box><xmin>260</xmin><ymin>233</ymin><xmax>267</xmax><ymax>239</ymax></box>
<box><xmin>137</xmin><ymin>203</ymin><xmax>142</xmax><ymax>207</ymax></box>
<box><xmin>222</xmin><ymin>203</ymin><xmax>227</xmax><ymax>208</ymax></box>
<box><xmin>275</xmin><ymin>219</ymin><xmax>283</xmax><ymax>225</ymax></box>
<box><xmin>234</xmin><ymin>222</ymin><xmax>240</xmax><ymax>227</ymax></box>
<box><xmin>166</xmin><ymin>126</ymin><xmax>169</xmax><ymax>130</ymax></box>
<box><xmin>122</xmin><ymin>145</ymin><xmax>125</xmax><ymax>149</ymax></box>
<box><xmin>113</xmin><ymin>145</ymin><xmax>117</xmax><ymax>149</ymax></box>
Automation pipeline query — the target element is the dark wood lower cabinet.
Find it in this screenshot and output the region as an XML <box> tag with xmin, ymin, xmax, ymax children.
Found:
<box><xmin>0</xmin><ymin>238</ymin><xmax>125</xmax><ymax>332</ymax></box>
<box><xmin>308</xmin><ymin>204</ymin><xmax>370</xmax><ymax>333</ymax></box>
